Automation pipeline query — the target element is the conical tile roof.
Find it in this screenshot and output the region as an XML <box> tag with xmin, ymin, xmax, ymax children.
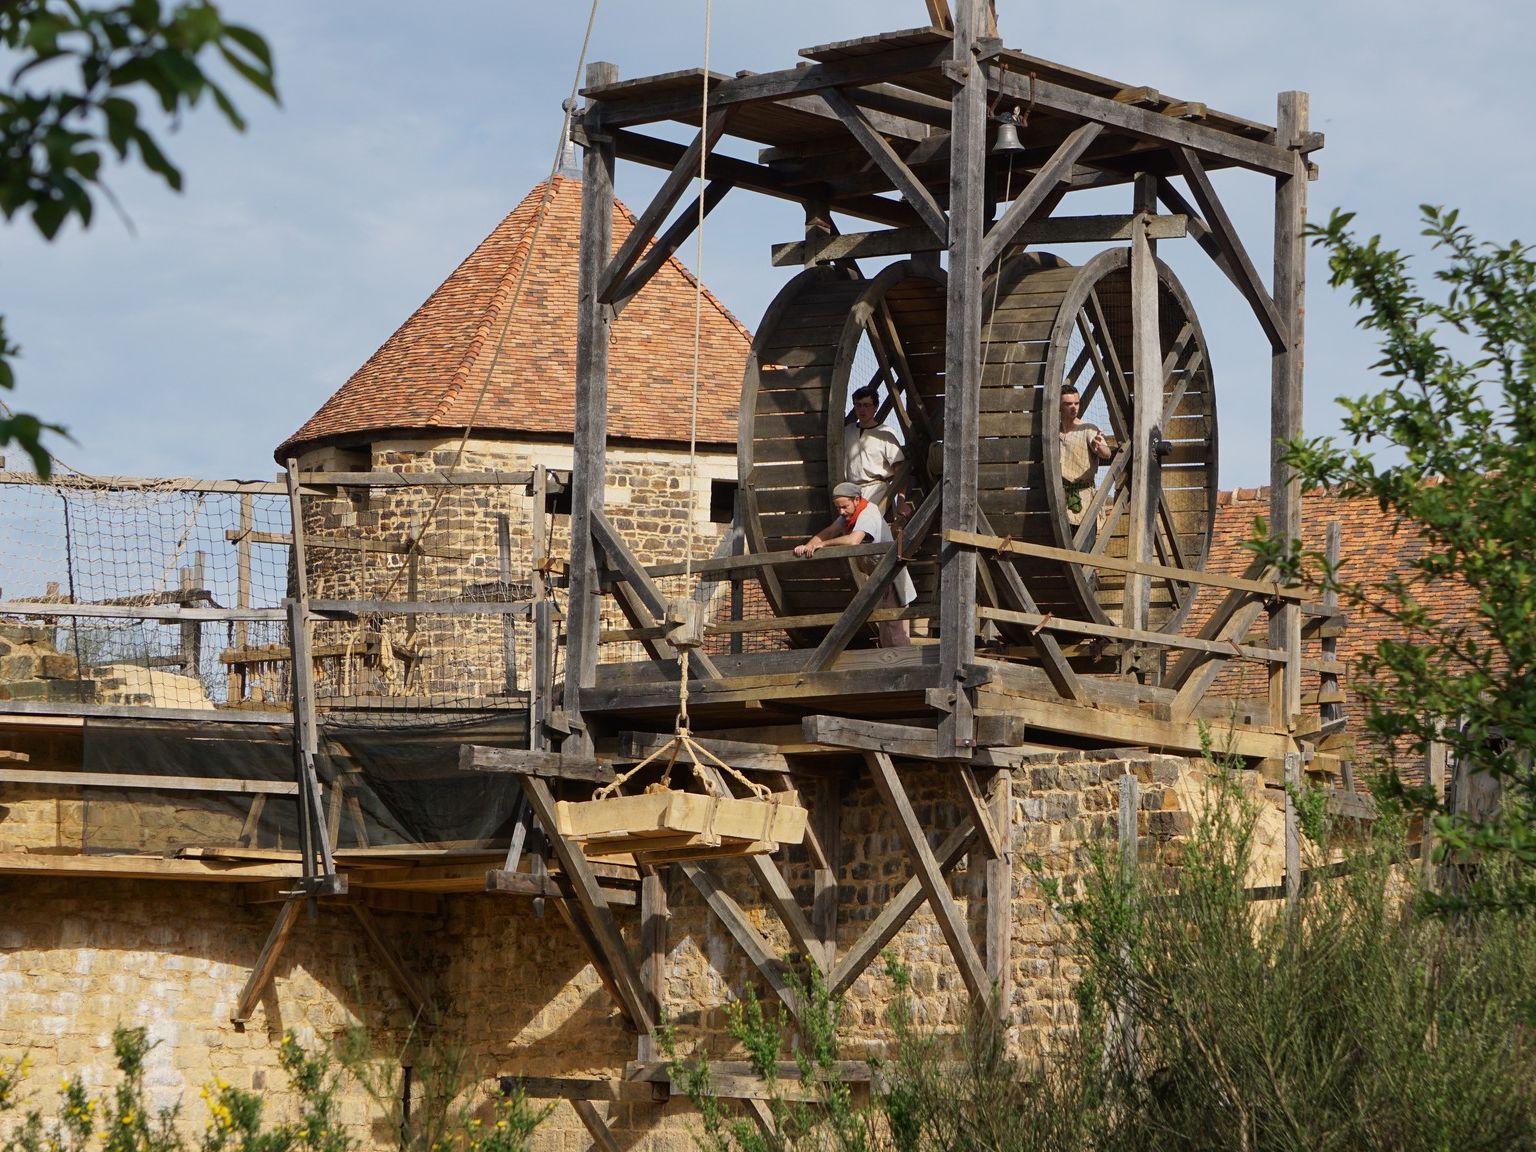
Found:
<box><xmin>277</xmin><ymin>175</ymin><xmax>752</xmax><ymax>460</ymax></box>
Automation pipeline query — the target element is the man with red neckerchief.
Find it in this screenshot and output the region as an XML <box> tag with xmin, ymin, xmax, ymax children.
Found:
<box><xmin>794</xmin><ymin>482</ymin><xmax>914</xmax><ymax>648</ymax></box>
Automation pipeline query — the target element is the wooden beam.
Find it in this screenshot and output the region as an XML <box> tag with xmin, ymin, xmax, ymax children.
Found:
<box><xmin>0</xmin><ymin>769</ymin><xmax>297</xmax><ymax>795</ymax></box>
<box><xmin>459</xmin><ymin>745</ymin><xmax>615</xmax><ymax>784</ymax></box>
<box><xmin>590</xmin><ymin>124</ymin><xmax>920</xmax><ymax>231</ymax></box>
<box><xmin>1270</xmin><ymin>91</ymin><xmax>1309</xmax><ymax>733</ymax></box>
<box><xmin>350</xmin><ymin>905</ymin><xmax>435</xmax><ymax>1024</ymax></box>
<box><xmin>979</xmin><ymin>122</ymin><xmax>1104</xmax><ymax>269</ymax></box>
<box><xmin>984</xmin><ymin>766</ymin><xmax>1011</xmax><ymax>1013</ymax></box>
<box><xmin>1124</xmin><ymin>214</ymin><xmax>1158</xmax><ymax>638</ymax></box>
<box><xmin>975</xmin><ymin>605</ymin><xmax>1284</xmax><ymax>664</ymax></box>
<box><xmin>564</xmin><ymin>61</ymin><xmax>620</xmax><ymax>756</ymax></box>
<box><xmin>232</xmin><ymin>898</ymin><xmax>303</xmax><ymax>1025</ymax></box>
<box><xmin>990</xmin><ymin>70</ymin><xmax>1294</xmax><ymax>176</ymax></box>
<box><xmin>571</xmin><ymin>1100</ymin><xmax>622</xmax><ymax>1152</ymax></box>
<box><xmin>609</xmin><ymin>179</ymin><xmax>732</xmax><ymax>315</ymax></box>
<box><xmin>939</xmin><ymin>2</ymin><xmax>987</xmax><ymax>754</ymax></box>
<box><xmin>520</xmin><ymin>776</ymin><xmax>657</xmax><ymax>1033</ymax></box>
<box><xmin>774</xmin><ymin>212</ymin><xmax>1186</xmax><ymax>266</ymax></box>
<box><xmin>957</xmin><ymin>762</ymin><xmax>1006</xmax><ymax>861</ymax></box>
<box><xmin>591</xmin><ymin>511</ymin><xmax>722</xmax><ymax>679</ymax></box>
<box><xmin>947</xmin><ymin>529</ymin><xmax>1301</xmax><ymax>599</ymax></box>
<box><xmin>865</xmin><ymin>751</ymin><xmax>989</xmax><ymax>1001</ymax></box>
<box><xmin>972</xmin><ymin>508</ymin><xmax>1088</xmax><ymax>705</ymax></box>
<box><xmin>1170</xmin><ymin>148</ymin><xmax>1287</xmax><ymax>351</ymax></box>
<box><xmin>817</xmin><ymin>88</ymin><xmax>948</xmax><ymax>243</ymax></box>
<box><xmin>599</xmin><ymin>107</ymin><xmax>733</xmax><ymax>304</ymax></box>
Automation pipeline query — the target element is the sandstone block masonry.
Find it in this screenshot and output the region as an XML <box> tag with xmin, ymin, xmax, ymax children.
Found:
<box><xmin>291</xmin><ymin>437</ymin><xmax>737</xmax><ymax>706</ymax></box>
<box><xmin>0</xmin><ymin>750</ymin><xmax>1264</xmax><ymax>1151</ymax></box>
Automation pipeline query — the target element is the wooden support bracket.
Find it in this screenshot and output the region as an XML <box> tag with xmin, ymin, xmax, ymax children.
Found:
<box><xmin>232</xmin><ymin>897</ymin><xmax>303</xmax><ymax>1025</ymax></box>
<box><xmin>864</xmin><ymin>751</ymin><xmax>989</xmax><ymax>1002</ymax></box>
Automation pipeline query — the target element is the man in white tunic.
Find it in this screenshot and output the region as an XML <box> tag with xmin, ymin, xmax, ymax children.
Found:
<box><xmin>794</xmin><ymin>482</ymin><xmax>915</xmax><ymax>648</ymax></box>
<box><xmin>843</xmin><ymin>385</ymin><xmax>906</xmax><ymax>511</ymax></box>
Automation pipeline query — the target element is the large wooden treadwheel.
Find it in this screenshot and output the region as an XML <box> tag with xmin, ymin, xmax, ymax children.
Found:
<box><xmin>739</xmin><ymin>250</ymin><xmax>1217</xmax><ymax>644</ymax></box>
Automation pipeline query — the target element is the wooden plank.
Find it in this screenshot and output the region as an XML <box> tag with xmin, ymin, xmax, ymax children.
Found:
<box><xmin>946</xmin><ymin>528</ymin><xmax>1303</xmax><ymax>599</ymax></box>
<box><xmin>0</xmin><ymin>853</ymin><xmax>304</xmax><ymax>881</ymax></box>
<box><xmin>520</xmin><ymin>775</ymin><xmax>657</xmax><ymax>1032</ymax></box>
<box><xmin>460</xmin><ymin>745</ymin><xmax>616</xmax><ymax>784</ymax></box>
<box><xmin>865</xmin><ymin>751</ymin><xmax>989</xmax><ymax>1001</ymax></box>
<box><xmin>818</xmin><ymin>87</ymin><xmax>948</xmax><ymax>242</ymax></box>
<box><xmin>232</xmin><ymin>898</ymin><xmax>303</xmax><ymax>1024</ymax></box>
<box><xmin>0</xmin><ymin>769</ymin><xmax>298</xmax><ymax>796</ymax></box>
<box><xmin>637</xmin><ymin>866</ymin><xmax>667</xmax><ymax>1062</ymax></box>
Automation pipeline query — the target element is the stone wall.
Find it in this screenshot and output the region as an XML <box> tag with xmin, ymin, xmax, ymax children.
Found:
<box><xmin>292</xmin><ymin>436</ymin><xmax>739</xmax><ymax>706</ymax></box>
<box><xmin>0</xmin><ymin>749</ymin><xmax>1278</xmax><ymax>1151</ymax></box>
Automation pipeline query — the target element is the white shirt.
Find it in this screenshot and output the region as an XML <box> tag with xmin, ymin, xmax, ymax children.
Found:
<box><xmin>843</xmin><ymin>503</ymin><xmax>917</xmax><ymax>607</ymax></box>
<box><xmin>843</xmin><ymin>422</ymin><xmax>905</xmax><ymax>508</ymax></box>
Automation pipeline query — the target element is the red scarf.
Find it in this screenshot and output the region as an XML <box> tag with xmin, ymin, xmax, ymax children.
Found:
<box><xmin>840</xmin><ymin>495</ymin><xmax>870</xmax><ymax>528</ymax></box>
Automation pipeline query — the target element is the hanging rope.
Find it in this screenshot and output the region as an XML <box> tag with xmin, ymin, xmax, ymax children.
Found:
<box><xmin>673</xmin><ymin>0</ymin><xmax>714</xmax><ymax>740</ymax></box>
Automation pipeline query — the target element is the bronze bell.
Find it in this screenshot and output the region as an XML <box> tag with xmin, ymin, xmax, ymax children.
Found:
<box><xmin>992</xmin><ymin>106</ymin><xmax>1025</xmax><ymax>153</ymax></box>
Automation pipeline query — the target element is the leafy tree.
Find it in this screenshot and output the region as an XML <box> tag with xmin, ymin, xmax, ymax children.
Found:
<box><xmin>0</xmin><ymin>0</ymin><xmax>277</xmax><ymax>475</ymax></box>
<box><xmin>1258</xmin><ymin>205</ymin><xmax>1536</xmax><ymax>906</ymax></box>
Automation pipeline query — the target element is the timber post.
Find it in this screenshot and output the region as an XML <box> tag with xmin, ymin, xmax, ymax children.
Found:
<box><xmin>565</xmin><ymin>61</ymin><xmax>620</xmax><ymax>758</ymax></box>
<box><xmin>1269</xmin><ymin>90</ymin><xmax>1309</xmax><ymax>730</ymax></box>
<box><xmin>938</xmin><ymin>0</ymin><xmax>987</xmax><ymax>755</ymax></box>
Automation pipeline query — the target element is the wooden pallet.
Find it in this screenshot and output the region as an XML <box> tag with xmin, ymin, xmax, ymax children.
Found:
<box><xmin>554</xmin><ymin>789</ymin><xmax>807</xmax><ymax>864</ymax></box>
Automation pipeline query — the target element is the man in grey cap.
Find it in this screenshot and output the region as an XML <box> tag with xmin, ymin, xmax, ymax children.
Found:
<box><xmin>794</xmin><ymin>481</ymin><xmax>914</xmax><ymax>647</ymax></box>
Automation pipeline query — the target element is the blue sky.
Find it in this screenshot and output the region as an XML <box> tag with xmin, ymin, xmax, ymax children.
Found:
<box><xmin>5</xmin><ymin>0</ymin><xmax>1532</xmax><ymax>484</ymax></box>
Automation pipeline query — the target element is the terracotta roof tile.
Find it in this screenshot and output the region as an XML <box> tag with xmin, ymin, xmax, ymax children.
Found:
<box><xmin>1203</xmin><ymin>485</ymin><xmax>1484</xmax><ymax>772</ymax></box>
<box><xmin>277</xmin><ymin>175</ymin><xmax>752</xmax><ymax>459</ymax></box>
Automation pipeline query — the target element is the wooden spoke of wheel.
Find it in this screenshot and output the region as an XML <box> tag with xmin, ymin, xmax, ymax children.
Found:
<box><xmin>1085</xmin><ymin>289</ymin><xmax>1134</xmax><ymax>437</ymax></box>
<box><xmin>1066</xmin><ymin>341</ymin><xmax>1096</xmax><ymax>395</ymax></box>
<box><xmin>1084</xmin><ymin>484</ymin><xmax>1131</xmax><ymax>557</ymax></box>
<box><xmin>1071</xmin><ymin>448</ymin><xmax>1132</xmax><ymax>550</ymax></box>
<box><xmin>1152</xmin><ymin>495</ymin><xmax>1191</xmax><ymax>609</ymax></box>
<box><xmin>873</xmin><ymin>298</ymin><xmax>937</xmax><ymax>443</ymax></box>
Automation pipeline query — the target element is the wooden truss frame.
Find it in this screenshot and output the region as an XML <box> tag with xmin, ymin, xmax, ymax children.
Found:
<box><xmin>562</xmin><ymin>0</ymin><xmax>1320</xmax><ymax>763</ymax></box>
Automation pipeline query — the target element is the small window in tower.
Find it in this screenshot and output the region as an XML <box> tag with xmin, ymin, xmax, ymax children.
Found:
<box><xmin>709</xmin><ymin>479</ymin><xmax>738</xmax><ymax>525</ymax></box>
<box><xmin>545</xmin><ymin>484</ymin><xmax>573</xmax><ymax>518</ymax></box>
